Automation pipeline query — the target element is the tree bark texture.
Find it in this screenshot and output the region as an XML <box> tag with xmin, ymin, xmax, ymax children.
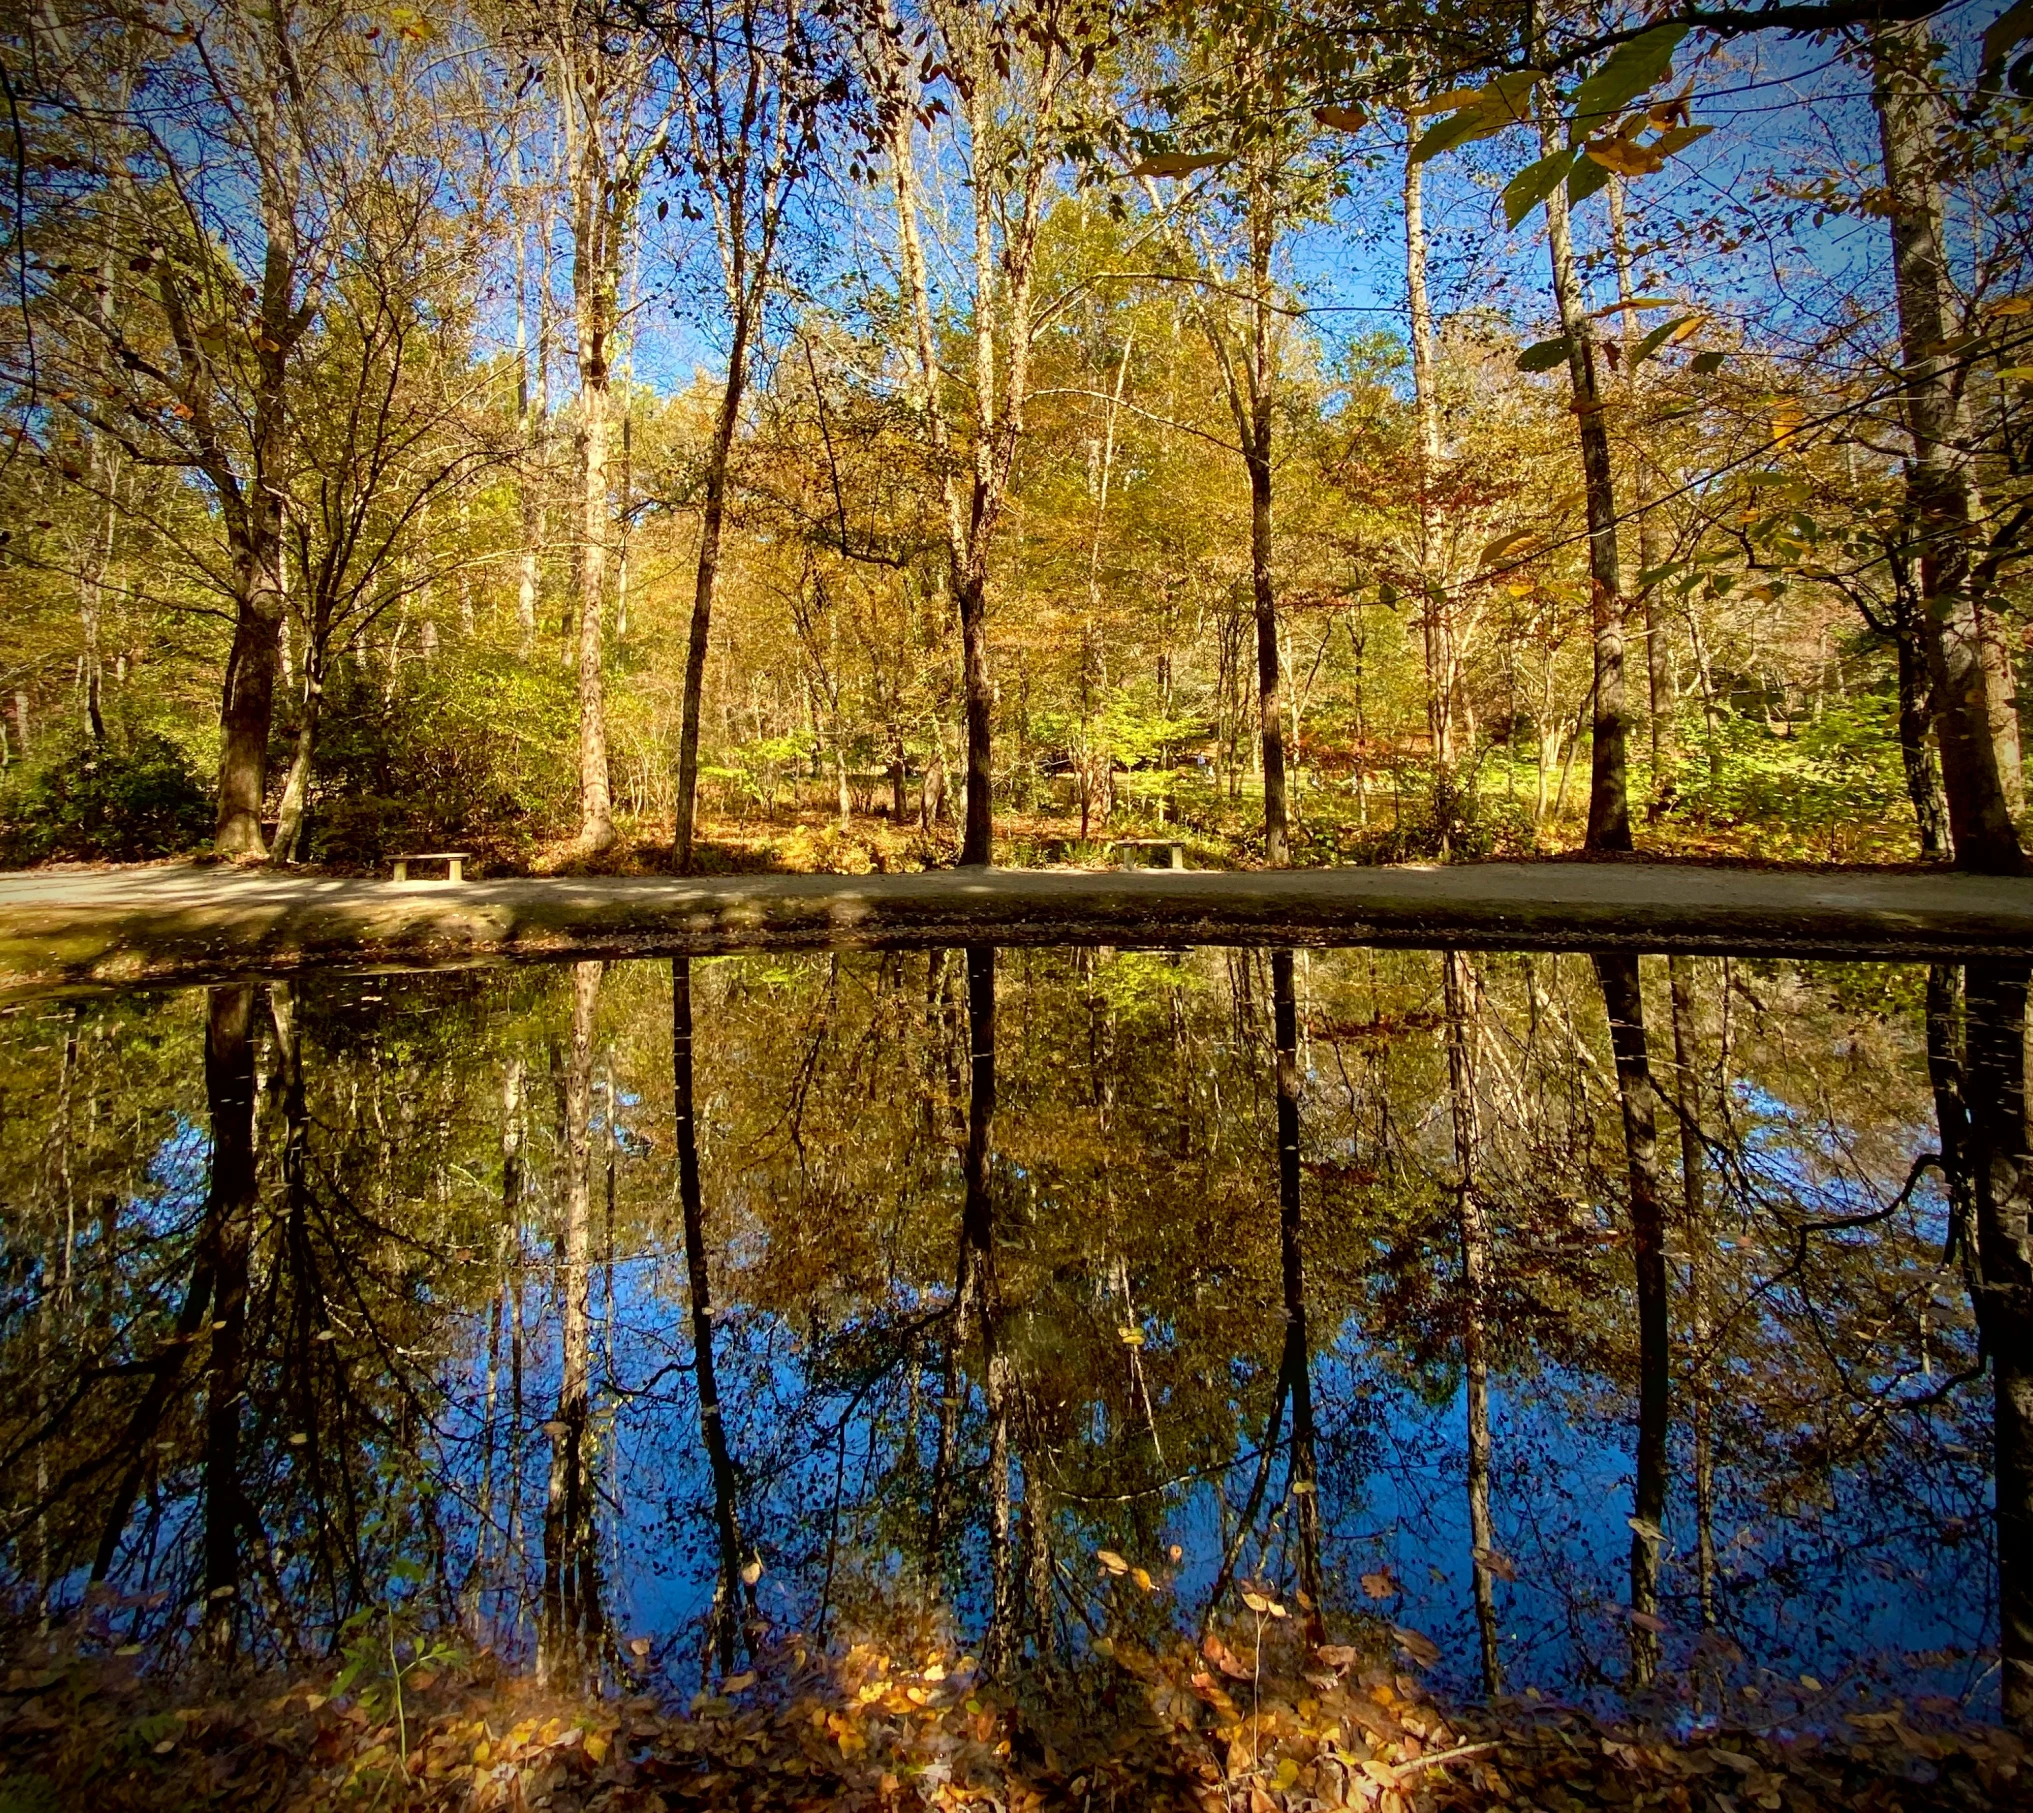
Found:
<box><xmin>1404</xmin><ymin>127</ymin><xmax>1458</xmax><ymax>837</ymax></box>
<box><xmin>1539</xmin><ymin>93</ymin><xmax>1630</xmax><ymax>853</ymax></box>
<box><xmin>1871</xmin><ymin>27</ymin><xmax>2024</xmax><ymax>872</ymax></box>
<box><xmin>676</xmin><ymin>314</ymin><xmax>753</xmax><ymax>872</ymax></box>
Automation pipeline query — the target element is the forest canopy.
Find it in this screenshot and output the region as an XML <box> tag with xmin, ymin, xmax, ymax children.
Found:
<box><xmin>0</xmin><ymin>0</ymin><xmax>2029</xmax><ymax>875</ymax></box>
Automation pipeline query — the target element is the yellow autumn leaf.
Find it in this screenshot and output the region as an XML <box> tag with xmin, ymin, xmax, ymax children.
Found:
<box><xmin>1097</xmin><ymin>1549</ymin><xmax>1129</xmax><ymax>1574</ymax></box>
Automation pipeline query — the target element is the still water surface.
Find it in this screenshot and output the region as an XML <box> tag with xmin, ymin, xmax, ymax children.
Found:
<box><xmin>0</xmin><ymin>947</ymin><xmax>2018</xmax><ymax>1724</ymax></box>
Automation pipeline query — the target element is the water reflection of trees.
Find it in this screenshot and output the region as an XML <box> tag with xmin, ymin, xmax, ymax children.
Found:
<box><xmin>0</xmin><ymin>948</ymin><xmax>2021</xmax><ymax>1729</ymax></box>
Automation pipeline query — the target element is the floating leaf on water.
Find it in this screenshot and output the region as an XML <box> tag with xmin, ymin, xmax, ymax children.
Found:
<box><xmin>1097</xmin><ymin>1549</ymin><xmax>1129</xmax><ymax>1575</ymax></box>
<box><xmin>1391</xmin><ymin>1625</ymin><xmax>1441</xmax><ymax>1667</ymax></box>
<box><xmin>1241</xmin><ymin>1590</ymin><xmax>1271</xmax><ymax>1613</ymax></box>
<box><xmin>1361</xmin><ymin>1571</ymin><xmax>1398</xmax><ymax>1600</ymax></box>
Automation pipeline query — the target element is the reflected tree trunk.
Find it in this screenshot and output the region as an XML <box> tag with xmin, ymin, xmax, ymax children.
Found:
<box><xmin>1667</xmin><ymin>957</ymin><xmax>1717</xmax><ymax>1634</ymax></box>
<box><xmin>1272</xmin><ymin>949</ymin><xmax>1323</xmax><ymax>1640</ymax></box>
<box><xmin>543</xmin><ymin>961</ymin><xmax>605</xmax><ymax>1682</ymax></box>
<box><xmin>201</xmin><ymin>984</ymin><xmax>259</xmax><ymax>1664</ymax></box>
<box><xmin>1927</xmin><ymin>965</ymin><xmax>1976</xmax><ymax>1257</ymax></box>
<box><xmin>674</xmin><ymin>956</ymin><xmax>755</xmax><ymax>1674</ymax></box>
<box><xmin>1444</xmin><ymin>950</ymin><xmax>1499</xmax><ymax>1693</ymax></box>
<box><xmin>957</xmin><ymin>946</ymin><xmax>1016</xmax><ymax>1674</ymax></box>
<box><xmin>1960</xmin><ymin>961</ymin><xmax>2033</xmax><ymax>1731</ymax></box>
<box><xmin>928</xmin><ymin>949</ymin><xmax>965</xmax><ymax>1562</ymax></box>
<box><xmin>1592</xmin><ymin>953</ymin><xmax>1668</xmax><ymax>1686</ymax></box>
<box><xmin>477</xmin><ymin>1054</ymin><xmax>525</xmax><ymax>1613</ymax></box>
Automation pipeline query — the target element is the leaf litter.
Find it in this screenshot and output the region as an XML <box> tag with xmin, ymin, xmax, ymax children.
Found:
<box><xmin>0</xmin><ymin>1621</ymin><xmax>2021</xmax><ymax>1811</ymax></box>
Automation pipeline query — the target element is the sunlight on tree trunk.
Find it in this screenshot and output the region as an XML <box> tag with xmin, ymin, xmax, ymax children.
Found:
<box><xmin>1538</xmin><ymin>85</ymin><xmax>1630</xmax><ymax>855</ymax></box>
<box><xmin>1870</xmin><ymin>26</ymin><xmax>2023</xmax><ymax>874</ymax></box>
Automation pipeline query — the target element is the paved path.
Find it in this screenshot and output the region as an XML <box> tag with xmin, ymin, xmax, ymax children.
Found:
<box><xmin>1</xmin><ymin>861</ymin><xmax>2030</xmax><ymax>996</ymax></box>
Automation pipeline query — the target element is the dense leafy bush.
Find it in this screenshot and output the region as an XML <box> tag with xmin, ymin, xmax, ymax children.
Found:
<box><xmin>1664</xmin><ymin>701</ymin><xmax>1916</xmax><ymax>861</ymax></box>
<box><xmin>0</xmin><ymin>730</ymin><xmax>213</xmax><ymax>865</ymax></box>
<box><xmin>297</xmin><ymin>649</ymin><xmax>577</xmax><ymax>868</ymax></box>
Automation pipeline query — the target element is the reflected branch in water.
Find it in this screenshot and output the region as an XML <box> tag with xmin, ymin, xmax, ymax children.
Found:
<box><xmin>1590</xmin><ymin>953</ymin><xmax>1669</xmax><ymax>1691</ymax></box>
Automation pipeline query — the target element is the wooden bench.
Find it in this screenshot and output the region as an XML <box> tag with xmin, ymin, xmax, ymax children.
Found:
<box><xmin>1110</xmin><ymin>838</ymin><xmax>1186</xmax><ymax>871</ymax></box>
<box><xmin>390</xmin><ymin>851</ymin><xmax>469</xmax><ymax>884</ymax></box>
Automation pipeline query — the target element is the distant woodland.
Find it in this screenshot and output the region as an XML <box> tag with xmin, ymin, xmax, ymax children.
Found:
<box><xmin>2</xmin><ymin>0</ymin><xmax>2030</xmax><ymax>874</ymax></box>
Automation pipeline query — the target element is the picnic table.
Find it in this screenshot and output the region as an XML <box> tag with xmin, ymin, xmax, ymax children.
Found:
<box><xmin>390</xmin><ymin>851</ymin><xmax>470</xmax><ymax>884</ymax></box>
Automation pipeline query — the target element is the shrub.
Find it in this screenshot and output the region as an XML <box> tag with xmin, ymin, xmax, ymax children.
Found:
<box><xmin>0</xmin><ymin>730</ymin><xmax>213</xmax><ymax>865</ymax></box>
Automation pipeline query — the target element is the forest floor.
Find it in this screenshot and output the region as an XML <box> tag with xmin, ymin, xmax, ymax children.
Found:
<box><xmin>496</xmin><ymin>800</ymin><xmax>1912</xmax><ymax>880</ymax></box>
<box><xmin>2</xmin><ymin>860</ymin><xmax>2031</xmax><ymax>998</ymax></box>
<box><xmin>1</xmin><ymin>1621</ymin><xmax>2020</xmax><ymax>1812</ymax></box>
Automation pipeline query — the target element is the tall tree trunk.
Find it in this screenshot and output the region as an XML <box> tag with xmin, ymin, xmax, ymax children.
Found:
<box><xmin>1889</xmin><ymin>544</ymin><xmax>1954</xmax><ymax>858</ymax></box>
<box><xmin>673</xmin><ymin>956</ymin><xmax>754</xmax><ymax>1671</ymax></box>
<box><xmin>200</xmin><ymin>984</ymin><xmax>258</xmax><ymax>1661</ymax></box>
<box><xmin>1539</xmin><ymin>91</ymin><xmax>1630</xmax><ymax>853</ymax></box>
<box><xmin>1246</xmin><ymin>165</ymin><xmax>1289</xmax><ymax>868</ymax></box>
<box><xmin>1960</xmin><ymin>961</ymin><xmax>2033</xmax><ymax>1731</ymax></box>
<box><xmin>1404</xmin><ymin>125</ymin><xmax>1456</xmax><ymax>844</ymax></box>
<box><xmin>1871</xmin><ymin>27</ymin><xmax>2024</xmax><ymax>872</ymax></box>
<box><xmin>543</xmin><ymin>960</ymin><xmax>604</xmax><ymax>1681</ymax></box>
<box><xmin>215</xmin><ymin>524</ymin><xmax>285</xmax><ymax>855</ymax></box>
<box><xmin>269</xmin><ymin>648</ymin><xmax>320</xmax><ymax>866</ymax></box>
<box><xmin>575</xmin><ymin>370</ymin><xmax>614</xmax><ymax>851</ymax></box>
<box><xmin>1444</xmin><ymin>950</ymin><xmax>1500</xmax><ymax>1692</ymax></box>
<box><xmin>675</xmin><ymin>319</ymin><xmax>754</xmax><ymax>873</ymax></box>
<box><xmin>1608</xmin><ymin>179</ymin><xmax>1670</xmax><ymax>814</ymax></box>
<box><xmin>1591</xmin><ymin>953</ymin><xmax>1668</xmax><ymax>1685</ymax></box>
